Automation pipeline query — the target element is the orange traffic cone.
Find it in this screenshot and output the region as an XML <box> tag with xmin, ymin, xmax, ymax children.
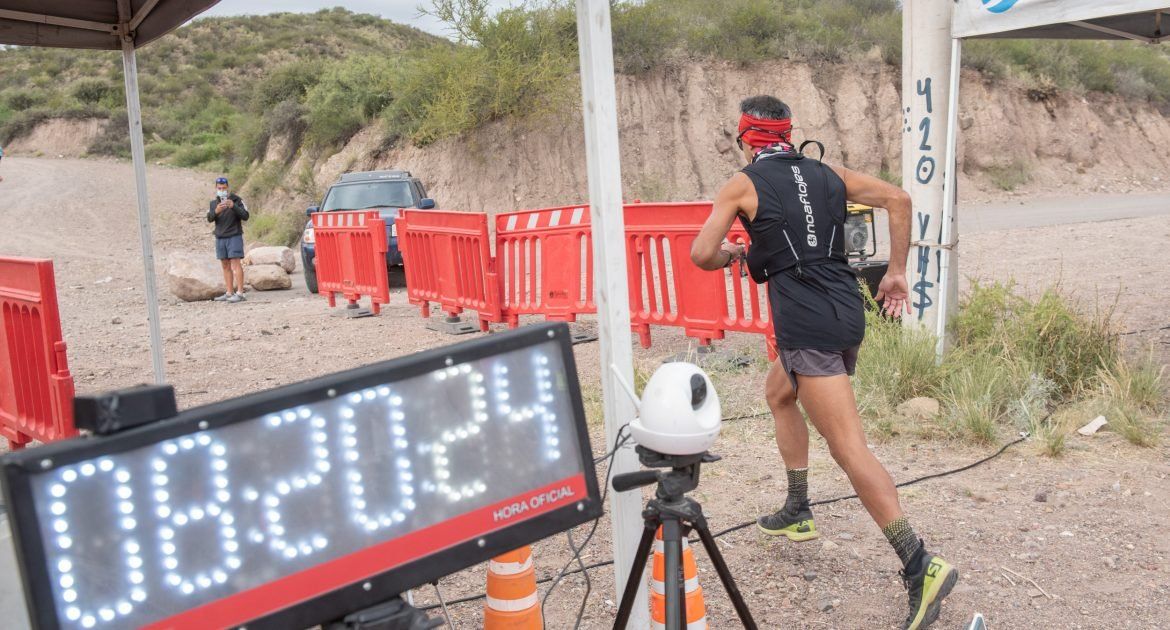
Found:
<box><xmin>484</xmin><ymin>545</ymin><xmax>543</xmax><ymax>629</ymax></box>
<box><xmin>650</xmin><ymin>527</ymin><xmax>708</xmax><ymax>630</ymax></box>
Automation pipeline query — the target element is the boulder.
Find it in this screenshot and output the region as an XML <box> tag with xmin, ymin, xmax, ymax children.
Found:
<box><xmin>245</xmin><ymin>265</ymin><xmax>291</xmax><ymax>291</ymax></box>
<box><xmin>896</xmin><ymin>396</ymin><xmax>940</xmax><ymax>420</ymax></box>
<box><xmin>167</xmin><ymin>253</ymin><xmax>225</xmax><ymax>302</ymax></box>
<box><xmin>244</xmin><ymin>246</ymin><xmax>296</xmax><ymax>273</ymax></box>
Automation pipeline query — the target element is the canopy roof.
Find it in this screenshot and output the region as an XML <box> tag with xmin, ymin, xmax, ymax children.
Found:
<box><xmin>0</xmin><ymin>0</ymin><xmax>219</xmax><ymax>49</ymax></box>
<box><xmin>954</xmin><ymin>0</ymin><xmax>1170</xmax><ymax>42</ymax></box>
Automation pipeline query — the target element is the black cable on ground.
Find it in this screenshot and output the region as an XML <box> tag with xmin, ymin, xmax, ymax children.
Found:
<box><xmin>419</xmin><ymin>427</ymin><xmax>1028</xmax><ymax>613</ymax></box>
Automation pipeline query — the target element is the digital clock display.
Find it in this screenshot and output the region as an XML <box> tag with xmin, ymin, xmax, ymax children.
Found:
<box><xmin>2</xmin><ymin>324</ymin><xmax>599</xmax><ymax>630</ymax></box>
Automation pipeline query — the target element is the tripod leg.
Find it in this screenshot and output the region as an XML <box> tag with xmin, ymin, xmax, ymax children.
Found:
<box><xmin>661</xmin><ymin>518</ymin><xmax>686</xmax><ymax>630</ymax></box>
<box><xmin>694</xmin><ymin>523</ymin><xmax>758</xmax><ymax>630</ymax></box>
<box><xmin>612</xmin><ymin>520</ymin><xmax>658</xmax><ymax>629</ymax></box>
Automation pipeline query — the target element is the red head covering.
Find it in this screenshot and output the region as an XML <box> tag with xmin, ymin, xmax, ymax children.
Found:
<box><xmin>737</xmin><ymin>112</ymin><xmax>792</xmax><ymax>148</ymax></box>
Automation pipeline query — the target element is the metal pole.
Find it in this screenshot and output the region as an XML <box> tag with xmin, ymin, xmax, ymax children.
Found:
<box><xmin>120</xmin><ymin>37</ymin><xmax>166</xmax><ymax>384</ymax></box>
<box><xmin>935</xmin><ymin>38</ymin><xmax>963</xmax><ymax>356</ymax></box>
<box><xmin>901</xmin><ymin>0</ymin><xmax>955</xmax><ymax>344</ymax></box>
<box><xmin>573</xmin><ymin>1</ymin><xmax>649</xmax><ymax>626</ymax></box>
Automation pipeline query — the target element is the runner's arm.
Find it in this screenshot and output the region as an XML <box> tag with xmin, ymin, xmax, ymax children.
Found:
<box><xmin>830</xmin><ymin>165</ymin><xmax>912</xmax><ymax>316</ymax></box>
<box><xmin>691</xmin><ymin>173</ymin><xmax>750</xmax><ymax>270</ymax></box>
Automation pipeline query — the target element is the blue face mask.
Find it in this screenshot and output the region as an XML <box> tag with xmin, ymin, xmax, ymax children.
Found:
<box><xmin>217</xmin><ymin>190</ymin><xmax>229</xmax><ymax>199</ymax></box>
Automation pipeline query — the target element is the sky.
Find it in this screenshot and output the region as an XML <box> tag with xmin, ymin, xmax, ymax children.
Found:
<box><xmin>199</xmin><ymin>0</ymin><xmax>517</xmax><ymax>38</ymax></box>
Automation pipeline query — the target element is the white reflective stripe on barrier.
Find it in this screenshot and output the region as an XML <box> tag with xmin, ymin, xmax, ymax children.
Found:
<box><xmin>650</xmin><ymin>576</ymin><xmax>700</xmax><ymax>595</ymax></box>
<box><xmin>506</xmin><ymin>215</ymin><xmax>519</xmax><ymax>231</ymax></box>
<box><xmin>570</xmin><ymin>207</ymin><xmax>585</xmax><ymax>224</ymax></box>
<box><xmin>527</xmin><ymin>213</ymin><xmax>540</xmax><ymax>229</ymax></box>
<box><xmin>489</xmin><ymin>554</ymin><xmax>533</xmax><ymax>576</ymax></box>
<box><xmin>550</xmin><ymin>209</ymin><xmax>562</xmax><ymax>226</ymax></box>
<box><xmin>651</xmin><ymin>618</ymin><xmax>708</xmax><ymax>630</ymax></box>
<box><xmin>485</xmin><ymin>592</ymin><xmax>540</xmax><ymax>612</ymax></box>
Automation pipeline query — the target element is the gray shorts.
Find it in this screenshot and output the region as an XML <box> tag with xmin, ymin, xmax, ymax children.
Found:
<box><xmin>215</xmin><ymin>235</ymin><xmax>245</xmax><ymax>260</ymax></box>
<box><xmin>778</xmin><ymin>345</ymin><xmax>860</xmax><ymax>392</ymax></box>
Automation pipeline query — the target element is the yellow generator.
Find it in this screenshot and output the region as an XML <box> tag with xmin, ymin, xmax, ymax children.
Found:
<box><xmin>845</xmin><ymin>203</ymin><xmax>887</xmax><ymax>299</ymax></box>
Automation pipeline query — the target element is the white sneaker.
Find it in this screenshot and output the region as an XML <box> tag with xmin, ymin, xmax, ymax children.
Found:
<box><xmin>213</xmin><ymin>293</ymin><xmax>232</xmax><ymax>302</ymax></box>
<box><xmin>235</xmin><ymin>291</ymin><xmax>246</xmax><ymax>300</ymax></box>
<box><xmin>226</xmin><ymin>294</ymin><xmax>244</xmax><ymax>303</ymax></box>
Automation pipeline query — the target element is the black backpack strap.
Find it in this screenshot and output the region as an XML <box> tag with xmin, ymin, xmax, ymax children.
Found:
<box><xmin>799</xmin><ymin>140</ymin><xmax>825</xmax><ymax>161</ymax></box>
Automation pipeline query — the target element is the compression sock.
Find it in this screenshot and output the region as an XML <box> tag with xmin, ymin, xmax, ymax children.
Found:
<box><xmin>784</xmin><ymin>468</ymin><xmax>809</xmax><ymax>513</ymax></box>
<box><xmin>882</xmin><ymin>516</ymin><xmax>925</xmax><ymax>568</ymax></box>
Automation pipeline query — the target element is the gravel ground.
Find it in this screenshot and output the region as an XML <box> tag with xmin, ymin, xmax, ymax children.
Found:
<box><xmin>0</xmin><ymin>157</ymin><xmax>1167</xmax><ymax>629</ymax></box>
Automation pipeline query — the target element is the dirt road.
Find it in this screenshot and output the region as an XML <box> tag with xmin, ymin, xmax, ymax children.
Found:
<box><xmin>0</xmin><ymin>157</ymin><xmax>1167</xmax><ymax>629</ymax></box>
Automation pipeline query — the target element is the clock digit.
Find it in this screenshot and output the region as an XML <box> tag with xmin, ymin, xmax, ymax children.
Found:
<box><xmin>341</xmin><ymin>387</ymin><xmax>416</xmax><ymax>531</ymax></box>
<box><xmin>45</xmin><ymin>459</ymin><xmax>144</xmax><ymax>628</ymax></box>
<box><xmin>501</xmin><ymin>352</ymin><xmax>564</xmax><ymax>461</ymax></box>
<box><xmin>244</xmin><ymin>408</ymin><xmax>331</xmax><ymax>560</ymax></box>
<box><xmin>419</xmin><ymin>364</ymin><xmax>489</xmax><ymax>503</ymax></box>
<box><xmin>151</xmin><ymin>434</ymin><xmax>240</xmax><ymax>597</ymax></box>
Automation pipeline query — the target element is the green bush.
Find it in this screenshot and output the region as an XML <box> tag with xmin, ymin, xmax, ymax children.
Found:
<box><xmin>304</xmin><ymin>55</ymin><xmax>396</xmax><ymax>148</ymax></box>
<box><xmin>5</xmin><ymin>89</ymin><xmax>46</xmax><ymax>112</ymax></box>
<box><xmin>71</xmin><ymin>79</ymin><xmax>115</xmax><ymax>105</ymax></box>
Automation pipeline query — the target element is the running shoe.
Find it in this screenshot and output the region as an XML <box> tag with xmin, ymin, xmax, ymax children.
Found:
<box><xmin>756</xmin><ymin>504</ymin><xmax>819</xmax><ymax>542</ymax></box>
<box><xmin>901</xmin><ymin>547</ymin><xmax>959</xmax><ymax>630</ymax></box>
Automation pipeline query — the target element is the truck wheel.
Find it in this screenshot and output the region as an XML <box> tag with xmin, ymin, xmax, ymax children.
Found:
<box><xmin>305</xmin><ymin>263</ymin><xmax>319</xmax><ymax>294</ymax></box>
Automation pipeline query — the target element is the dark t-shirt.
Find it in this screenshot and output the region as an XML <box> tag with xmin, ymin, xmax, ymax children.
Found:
<box><xmin>741</xmin><ymin>152</ymin><xmax>865</xmax><ymax>350</ymax></box>
<box><xmin>207</xmin><ymin>194</ymin><xmax>249</xmax><ymax>238</ymax></box>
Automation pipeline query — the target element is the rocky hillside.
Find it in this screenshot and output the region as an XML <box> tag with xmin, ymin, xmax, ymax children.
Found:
<box><xmin>247</xmin><ymin>59</ymin><xmax>1170</xmax><ymax>226</ymax></box>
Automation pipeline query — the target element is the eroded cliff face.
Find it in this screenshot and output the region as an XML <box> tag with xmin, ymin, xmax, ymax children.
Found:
<box><xmin>260</xmin><ymin>59</ymin><xmax>1170</xmax><ymax>214</ymax></box>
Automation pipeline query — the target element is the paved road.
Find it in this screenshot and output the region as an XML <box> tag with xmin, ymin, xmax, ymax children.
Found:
<box><xmin>959</xmin><ymin>192</ymin><xmax>1170</xmax><ymax>233</ymax></box>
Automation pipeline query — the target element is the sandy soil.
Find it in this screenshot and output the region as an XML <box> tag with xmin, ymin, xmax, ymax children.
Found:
<box><xmin>0</xmin><ymin>157</ymin><xmax>1167</xmax><ymax>629</ymax></box>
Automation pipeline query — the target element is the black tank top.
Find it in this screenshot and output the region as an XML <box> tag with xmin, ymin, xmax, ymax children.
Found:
<box><xmin>740</xmin><ymin>148</ymin><xmax>865</xmax><ymax>350</ymax></box>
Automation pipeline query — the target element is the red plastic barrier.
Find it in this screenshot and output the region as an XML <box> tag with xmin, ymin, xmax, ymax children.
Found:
<box><xmin>624</xmin><ymin>203</ymin><xmax>776</xmax><ymax>359</ymax></box>
<box><xmin>397</xmin><ymin>210</ymin><xmax>502</xmax><ymax>331</ymax></box>
<box><xmin>312</xmin><ymin>211</ymin><xmax>390</xmax><ymax>314</ymax></box>
<box><xmin>0</xmin><ymin>257</ymin><xmax>77</xmax><ymax>449</ymax></box>
<box><xmin>495</xmin><ymin>205</ymin><xmax>595</xmax><ymax>328</ymax></box>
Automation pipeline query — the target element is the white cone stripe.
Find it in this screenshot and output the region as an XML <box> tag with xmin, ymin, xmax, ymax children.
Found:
<box><xmin>486</xmin><ymin>592</ymin><xmax>539</xmax><ymax>612</ymax></box>
<box><xmin>650</xmin><ymin>576</ymin><xmax>700</xmax><ymax>594</ymax></box>
<box><xmin>488</xmin><ymin>555</ymin><xmax>533</xmax><ymax>575</ymax></box>
<box><xmin>652</xmin><ymin>538</ymin><xmax>690</xmax><ymax>554</ymax></box>
<box><xmin>651</xmin><ymin>619</ymin><xmax>707</xmax><ymax>630</ymax></box>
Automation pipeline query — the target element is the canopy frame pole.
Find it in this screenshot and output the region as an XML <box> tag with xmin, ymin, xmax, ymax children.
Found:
<box><xmin>936</xmin><ymin>37</ymin><xmax>963</xmax><ymax>357</ymax></box>
<box><xmin>574</xmin><ymin>0</ymin><xmax>649</xmax><ymax>626</ymax></box>
<box><xmin>120</xmin><ymin>35</ymin><xmax>167</xmax><ymax>384</ymax></box>
<box><xmin>1069</xmin><ymin>20</ymin><xmax>1159</xmax><ymax>43</ymax></box>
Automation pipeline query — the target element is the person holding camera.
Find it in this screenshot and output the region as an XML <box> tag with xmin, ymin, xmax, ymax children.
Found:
<box><xmin>691</xmin><ymin>96</ymin><xmax>956</xmax><ymax>630</ymax></box>
<box><xmin>207</xmin><ymin>176</ymin><xmax>249</xmax><ymax>303</ymax></box>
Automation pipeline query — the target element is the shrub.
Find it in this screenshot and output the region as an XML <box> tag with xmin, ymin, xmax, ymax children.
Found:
<box><xmin>304</xmin><ymin>55</ymin><xmax>396</xmax><ymax>148</ymax></box>
<box><xmin>72</xmin><ymin>79</ymin><xmax>115</xmax><ymax>105</ymax></box>
<box><xmin>984</xmin><ymin>159</ymin><xmax>1032</xmax><ymax>192</ymax></box>
<box><xmin>5</xmin><ymin>89</ymin><xmax>46</xmax><ymax>112</ymax></box>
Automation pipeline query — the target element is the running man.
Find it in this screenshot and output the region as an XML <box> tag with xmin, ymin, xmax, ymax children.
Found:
<box><xmin>690</xmin><ymin>95</ymin><xmax>958</xmax><ymax>630</ymax></box>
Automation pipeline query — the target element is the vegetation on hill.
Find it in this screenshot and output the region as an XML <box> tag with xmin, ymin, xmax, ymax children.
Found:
<box><xmin>4</xmin><ymin>2</ymin><xmax>1170</xmax><ymax>215</ymax></box>
<box><xmin>0</xmin><ymin>10</ymin><xmax>438</xmax><ymax>172</ymax></box>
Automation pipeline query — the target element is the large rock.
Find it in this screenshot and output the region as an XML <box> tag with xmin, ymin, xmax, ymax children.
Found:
<box><xmin>245</xmin><ymin>265</ymin><xmax>292</xmax><ymax>291</ymax></box>
<box><xmin>167</xmin><ymin>253</ymin><xmax>225</xmax><ymax>302</ymax></box>
<box><xmin>245</xmin><ymin>246</ymin><xmax>296</xmax><ymax>273</ymax></box>
<box><xmin>896</xmin><ymin>397</ymin><xmax>941</xmax><ymax>420</ymax></box>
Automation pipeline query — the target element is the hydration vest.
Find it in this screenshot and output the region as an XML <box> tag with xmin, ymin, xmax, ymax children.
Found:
<box><xmin>738</xmin><ymin>145</ymin><xmax>848</xmax><ymax>284</ymax></box>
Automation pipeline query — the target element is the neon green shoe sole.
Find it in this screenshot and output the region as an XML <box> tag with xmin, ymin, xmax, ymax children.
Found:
<box><xmin>757</xmin><ymin>517</ymin><xmax>820</xmax><ymax>542</ymax></box>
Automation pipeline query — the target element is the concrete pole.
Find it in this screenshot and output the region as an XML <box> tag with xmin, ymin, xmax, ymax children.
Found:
<box><xmin>574</xmin><ymin>1</ymin><xmax>649</xmax><ymax>626</ymax></box>
<box><xmin>901</xmin><ymin>0</ymin><xmax>959</xmax><ymax>352</ymax></box>
<box><xmin>120</xmin><ymin>37</ymin><xmax>167</xmax><ymax>384</ymax></box>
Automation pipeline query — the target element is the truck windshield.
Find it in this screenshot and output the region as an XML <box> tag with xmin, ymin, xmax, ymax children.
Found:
<box><xmin>322</xmin><ymin>181</ymin><xmax>414</xmax><ymax>211</ymax></box>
